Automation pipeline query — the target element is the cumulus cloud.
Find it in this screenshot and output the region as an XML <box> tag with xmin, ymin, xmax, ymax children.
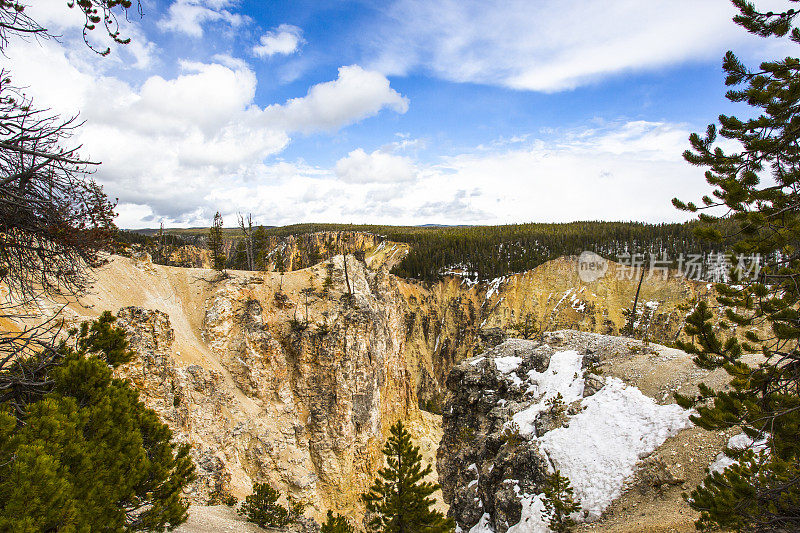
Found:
<box><xmin>111</xmin><ymin>118</ymin><xmax>713</xmax><ymax>227</ymax></box>
<box><xmin>159</xmin><ymin>0</ymin><xmax>245</xmax><ymax>37</ymax></box>
<box><xmin>253</xmin><ymin>24</ymin><xmax>304</xmax><ymax>58</ymax></box>
<box><xmin>263</xmin><ymin>65</ymin><xmax>409</xmax><ymax>133</ymax></box>
<box><xmin>335</xmin><ymin>148</ymin><xmax>417</xmax><ymax>184</ymax></box>
<box><xmin>5</xmin><ymin>38</ymin><xmax>408</xmax><ymax>224</ymax></box>
<box><xmin>366</xmin><ymin>0</ymin><xmax>792</xmax><ymax>92</ymax></box>
<box><xmin>413</xmin><ymin>120</ymin><xmax>711</xmax><ymax>223</ymax></box>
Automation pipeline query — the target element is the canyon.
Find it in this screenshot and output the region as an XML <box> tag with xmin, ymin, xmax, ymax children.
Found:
<box><xmin>9</xmin><ymin>232</ymin><xmax>732</xmax><ymax>531</ymax></box>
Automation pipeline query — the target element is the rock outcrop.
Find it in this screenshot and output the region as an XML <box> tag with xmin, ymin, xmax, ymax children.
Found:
<box><xmin>437</xmin><ymin>332</ymin><xmax>697</xmax><ymax>533</ymax></box>
<box><xmin>260</xmin><ymin>232</ymin><xmax>385</xmax><ymax>272</ymax></box>
<box><xmin>101</xmin><ymin>255</ymin><xmax>439</xmax><ymax>525</ymax></box>
<box><xmin>394</xmin><ymin>256</ymin><xmax>715</xmax><ymax>411</ymax></box>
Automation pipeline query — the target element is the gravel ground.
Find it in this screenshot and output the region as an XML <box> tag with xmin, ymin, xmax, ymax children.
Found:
<box><xmin>174</xmin><ymin>505</ymin><xmax>272</xmax><ymax>533</ymax></box>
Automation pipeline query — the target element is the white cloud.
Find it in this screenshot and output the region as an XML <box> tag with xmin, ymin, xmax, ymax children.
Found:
<box><xmin>158</xmin><ymin>0</ymin><xmax>245</xmax><ymax>37</ymax></box>
<box><xmin>193</xmin><ymin>120</ymin><xmax>714</xmax><ymax>228</ymax></box>
<box><xmin>263</xmin><ymin>65</ymin><xmax>409</xmax><ymax>132</ymax></box>
<box><xmin>253</xmin><ymin>24</ymin><xmax>304</xmax><ymax>58</ymax></box>
<box><xmin>335</xmin><ymin>148</ymin><xmax>417</xmax><ymax>183</ymax></box>
<box><xmin>367</xmin><ymin>0</ymin><xmax>794</xmax><ymax>92</ymax></box>
<box><xmin>409</xmin><ymin>120</ymin><xmax>711</xmax><ymax>223</ymax></box>
<box><xmin>5</xmin><ymin>38</ymin><xmax>408</xmax><ymax>224</ymax></box>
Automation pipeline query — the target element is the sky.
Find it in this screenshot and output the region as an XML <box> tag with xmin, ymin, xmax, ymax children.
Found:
<box><xmin>8</xmin><ymin>0</ymin><xmax>796</xmax><ymax>228</ymax></box>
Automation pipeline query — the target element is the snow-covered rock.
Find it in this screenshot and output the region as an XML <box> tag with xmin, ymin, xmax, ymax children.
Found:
<box><xmin>438</xmin><ymin>333</ymin><xmax>692</xmax><ymax>532</ymax></box>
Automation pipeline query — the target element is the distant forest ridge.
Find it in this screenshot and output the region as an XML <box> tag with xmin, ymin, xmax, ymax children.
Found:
<box><xmin>121</xmin><ymin>220</ymin><xmax>727</xmax><ymax>282</ymax></box>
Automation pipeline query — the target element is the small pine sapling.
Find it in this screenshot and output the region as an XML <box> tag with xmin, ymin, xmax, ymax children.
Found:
<box><xmin>541</xmin><ymin>470</ymin><xmax>580</xmax><ymax>533</ymax></box>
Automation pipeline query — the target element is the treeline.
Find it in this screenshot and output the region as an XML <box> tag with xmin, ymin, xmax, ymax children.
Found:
<box><xmin>237</xmin><ymin>221</ymin><xmax>723</xmax><ymax>282</ymax></box>
<box><xmin>122</xmin><ymin>220</ymin><xmax>727</xmax><ymax>282</ymax></box>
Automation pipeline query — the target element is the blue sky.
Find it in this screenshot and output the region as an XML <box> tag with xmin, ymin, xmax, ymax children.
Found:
<box><xmin>9</xmin><ymin>0</ymin><xmax>794</xmax><ymax>227</ymax></box>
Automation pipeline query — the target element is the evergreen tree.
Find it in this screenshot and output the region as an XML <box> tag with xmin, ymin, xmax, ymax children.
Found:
<box><xmin>673</xmin><ymin>1</ymin><xmax>800</xmax><ymax>530</ymax></box>
<box><xmin>0</xmin><ymin>313</ymin><xmax>196</xmax><ymax>531</ymax></box>
<box><xmin>208</xmin><ymin>211</ymin><xmax>226</xmax><ymax>272</ymax></box>
<box><xmin>541</xmin><ymin>470</ymin><xmax>580</xmax><ymax>533</ymax></box>
<box><xmin>508</xmin><ymin>312</ymin><xmax>538</xmax><ymax>339</ymax></box>
<box><xmin>239</xmin><ymin>482</ymin><xmax>304</xmax><ymax>528</ymax></box>
<box><xmin>321</xmin><ymin>510</ymin><xmax>355</xmax><ymax>533</ymax></box>
<box><xmin>362</xmin><ymin>421</ymin><xmax>454</xmax><ymax>533</ymax></box>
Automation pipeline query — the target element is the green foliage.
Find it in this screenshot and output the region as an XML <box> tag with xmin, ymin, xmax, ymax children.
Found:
<box><xmin>323</xmin><ymin>261</ymin><xmax>335</xmax><ymax>294</ymax></box>
<box><xmin>673</xmin><ymin>2</ymin><xmax>800</xmax><ymax>530</ymax></box>
<box><xmin>208</xmin><ymin>211</ymin><xmax>226</xmax><ymax>271</ymax></box>
<box><xmin>0</xmin><ymin>314</ymin><xmax>196</xmax><ymax>531</ymax></box>
<box><xmin>272</xmin><ymin>222</ymin><xmax>722</xmax><ymax>283</ymax></box>
<box><xmin>420</xmin><ymin>394</ymin><xmax>443</xmax><ymax>415</ymax></box>
<box><xmin>321</xmin><ymin>509</ymin><xmax>356</xmax><ymax>533</ymax></box>
<box><xmin>239</xmin><ymin>482</ymin><xmax>304</xmax><ymax>528</ymax></box>
<box><xmin>362</xmin><ymin>421</ymin><xmax>454</xmax><ymax>533</ymax></box>
<box><xmin>207</xmin><ymin>489</ymin><xmax>237</xmax><ymax>507</ymax></box>
<box><xmin>457</xmin><ymin>425</ymin><xmax>476</xmax><ymax>443</ymax></box>
<box><xmin>164</xmin><ymin>221</ymin><xmax>723</xmax><ymax>283</ymax></box>
<box><xmin>508</xmin><ymin>312</ymin><xmax>538</xmax><ymax>339</ymax></box>
<box><xmin>76</xmin><ymin>310</ymin><xmax>134</xmax><ymax>366</ymax></box>
<box><xmin>499</xmin><ymin>421</ymin><xmax>524</xmax><ymax>448</ymax></box>
<box><xmin>541</xmin><ymin>470</ymin><xmax>580</xmax><ymax>533</ymax></box>
<box><xmin>545</xmin><ymin>393</ymin><xmax>567</xmax><ymax>419</ymax></box>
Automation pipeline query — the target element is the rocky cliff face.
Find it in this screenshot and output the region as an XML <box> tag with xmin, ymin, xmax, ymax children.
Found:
<box><xmin>168</xmin><ymin>245</ymin><xmax>213</xmax><ymax>268</ymax></box>
<box><xmin>260</xmin><ymin>232</ymin><xmax>385</xmax><ymax>272</ymax></box>
<box><xmin>395</xmin><ymin>257</ymin><xmax>715</xmax><ymax>411</ymax></box>
<box><xmin>96</xmin><ymin>254</ymin><xmax>438</xmax><ymax>525</ymax></box>
<box><xmin>20</xmin><ymin>240</ymin><xmax>724</xmax><ymax>528</ymax></box>
<box><xmin>436</xmin><ymin>330</ymin><xmax>743</xmax><ymax>533</ymax></box>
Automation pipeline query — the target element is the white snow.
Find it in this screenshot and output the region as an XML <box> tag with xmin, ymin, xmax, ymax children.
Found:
<box><xmin>511</xmin><ymin>350</ymin><xmax>585</xmax><ymax>436</ymax></box>
<box><xmin>469</xmin><ymin>357</ymin><xmax>485</xmax><ymax>366</ymax></box>
<box><xmin>539</xmin><ymin>378</ymin><xmax>691</xmax><ymax>520</ymax></box>
<box><xmin>462</xmin><ymin>346</ymin><xmax>694</xmax><ymax>532</ymax></box>
<box><xmin>468</xmin><ymin>513</ymin><xmax>494</xmax><ymax>533</ymax></box>
<box><xmin>473</xmin><ymin>493</ymin><xmax>549</xmax><ymax>533</ymax></box>
<box><xmin>709</xmin><ymin>432</ymin><xmax>769</xmax><ymax>474</ymax></box>
<box><xmin>494</xmin><ymin>356</ymin><xmax>523</xmax><ymax>374</ymax></box>
<box><xmin>507</xmin><ymin>494</ymin><xmax>550</xmax><ymax>533</ymax></box>
<box><xmin>486</xmin><ymin>277</ymin><xmax>505</xmax><ymax>300</ymax></box>
<box><xmin>507</xmin><ymin>372</ymin><xmax>524</xmax><ymax>388</ymax></box>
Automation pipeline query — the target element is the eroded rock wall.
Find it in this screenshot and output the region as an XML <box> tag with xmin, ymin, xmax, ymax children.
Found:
<box><xmin>108</xmin><ymin>255</ymin><xmax>433</xmax><ymax>525</ymax></box>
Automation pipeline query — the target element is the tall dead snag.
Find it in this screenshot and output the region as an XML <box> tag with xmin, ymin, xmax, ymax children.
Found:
<box><xmin>340</xmin><ymin>232</ymin><xmax>352</xmax><ymax>296</ymax></box>
<box><xmin>238</xmin><ymin>212</ymin><xmax>254</xmax><ymax>271</ymax></box>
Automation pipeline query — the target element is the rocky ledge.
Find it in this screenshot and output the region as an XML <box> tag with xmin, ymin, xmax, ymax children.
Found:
<box><xmin>437</xmin><ymin>332</ymin><xmax>692</xmax><ymax>533</ymax></box>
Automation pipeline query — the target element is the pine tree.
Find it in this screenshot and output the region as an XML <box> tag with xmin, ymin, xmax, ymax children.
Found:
<box><xmin>239</xmin><ymin>482</ymin><xmax>304</xmax><ymax>528</ymax></box>
<box><xmin>0</xmin><ymin>313</ymin><xmax>196</xmax><ymax>531</ymax></box>
<box><xmin>541</xmin><ymin>470</ymin><xmax>580</xmax><ymax>533</ymax></box>
<box><xmin>321</xmin><ymin>510</ymin><xmax>355</xmax><ymax>533</ymax></box>
<box><xmin>672</xmin><ymin>1</ymin><xmax>800</xmax><ymax>530</ymax></box>
<box><xmin>362</xmin><ymin>421</ymin><xmax>454</xmax><ymax>533</ymax></box>
<box><xmin>508</xmin><ymin>312</ymin><xmax>538</xmax><ymax>339</ymax></box>
<box><xmin>208</xmin><ymin>211</ymin><xmax>226</xmax><ymax>272</ymax></box>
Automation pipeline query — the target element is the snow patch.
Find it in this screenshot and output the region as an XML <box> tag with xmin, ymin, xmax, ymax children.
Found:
<box><xmin>507</xmin><ymin>494</ymin><xmax>549</xmax><ymax>533</ymax></box>
<box><xmin>709</xmin><ymin>432</ymin><xmax>769</xmax><ymax>474</ymax></box>
<box><xmin>468</xmin><ymin>513</ymin><xmax>494</xmax><ymax>533</ymax></box>
<box><xmin>494</xmin><ymin>356</ymin><xmax>523</xmax><ymax>374</ymax></box>
<box><xmin>512</xmin><ymin>350</ymin><xmax>584</xmax><ymax>436</ymax></box>
<box><xmin>539</xmin><ymin>378</ymin><xmax>691</xmax><ymax>520</ymax></box>
<box><xmin>486</xmin><ymin>277</ymin><xmax>506</xmax><ymax>300</ymax></box>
